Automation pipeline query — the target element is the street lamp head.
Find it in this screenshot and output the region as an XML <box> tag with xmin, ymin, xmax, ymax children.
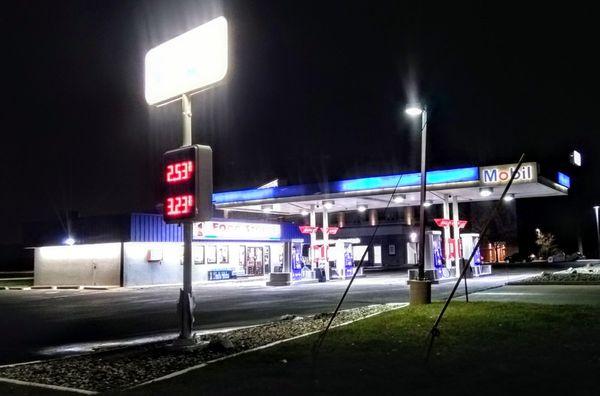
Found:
<box><xmin>405</xmin><ymin>106</ymin><xmax>424</xmax><ymax>117</ymax></box>
<box><xmin>594</xmin><ymin>205</ymin><xmax>600</xmax><ymax>210</ymax></box>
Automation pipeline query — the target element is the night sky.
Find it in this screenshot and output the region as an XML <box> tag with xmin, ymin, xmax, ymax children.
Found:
<box><xmin>2</xmin><ymin>1</ymin><xmax>599</xmax><ymax>254</ymax></box>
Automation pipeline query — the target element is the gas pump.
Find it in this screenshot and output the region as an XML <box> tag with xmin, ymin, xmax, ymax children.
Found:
<box><xmin>460</xmin><ymin>233</ymin><xmax>492</xmax><ymax>277</ymax></box>
<box><xmin>424</xmin><ymin>230</ymin><xmax>446</xmax><ymax>279</ymax></box>
<box><xmin>290</xmin><ymin>241</ymin><xmax>303</xmax><ymax>281</ymax></box>
<box><xmin>333</xmin><ymin>240</ymin><xmax>355</xmax><ymax>279</ymax></box>
<box><xmin>312</xmin><ymin>244</ymin><xmax>329</xmax><ymax>281</ymax></box>
<box><xmin>409</xmin><ymin>230</ymin><xmax>453</xmax><ymax>281</ymax></box>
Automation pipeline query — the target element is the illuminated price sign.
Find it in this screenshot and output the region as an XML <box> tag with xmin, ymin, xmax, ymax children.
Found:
<box><xmin>162</xmin><ymin>145</ymin><xmax>213</xmax><ymax>223</ymax></box>
<box><xmin>166</xmin><ymin>161</ymin><xmax>194</xmax><ymax>183</ymax></box>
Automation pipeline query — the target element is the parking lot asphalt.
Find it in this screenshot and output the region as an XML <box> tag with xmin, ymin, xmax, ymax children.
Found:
<box><xmin>0</xmin><ymin>263</ymin><xmax>579</xmax><ymax>365</ymax></box>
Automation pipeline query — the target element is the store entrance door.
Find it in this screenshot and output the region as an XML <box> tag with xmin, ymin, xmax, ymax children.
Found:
<box><xmin>245</xmin><ymin>247</ymin><xmax>264</xmax><ymax>276</ymax></box>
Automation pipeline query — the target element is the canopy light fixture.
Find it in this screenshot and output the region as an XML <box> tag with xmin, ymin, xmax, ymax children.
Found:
<box><xmin>261</xmin><ymin>204</ymin><xmax>274</xmax><ymax>213</ymax></box>
<box><xmin>63</xmin><ymin>237</ymin><xmax>76</xmax><ymax>246</ymax></box>
<box><xmin>423</xmin><ymin>200</ymin><xmax>433</xmax><ymax>207</ymax></box>
<box><xmin>357</xmin><ymin>204</ymin><xmax>368</xmax><ymax>213</ymax></box>
<box><xmin>300</xmin><ymin>209</ymin><xmax>309</xmax><ymax>216</ymax></box>
<box><xmin>479</xmin><ymin>187</ymin><xmax>493</xmax><ymax>197</ymax></box>
<box><xmin>322</xmin><ymin>200</ymin><xmax>334</xmax><ymax>210</ymax></box>
<box><xmin>503</xmin><ymin>193</ymin><xmax>515</xmax><ymax>202</ymax></box>
<box><xmin>393</xmin><ymin>194</ymin><xmax>406</xmax><ymax>203</ymax></box>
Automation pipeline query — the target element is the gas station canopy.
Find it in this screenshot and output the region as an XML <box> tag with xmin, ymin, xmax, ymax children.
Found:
<box><xmin>213</xmin><ymin>162</ymin><xmax>569</xmax><ymax>215</ymax></box>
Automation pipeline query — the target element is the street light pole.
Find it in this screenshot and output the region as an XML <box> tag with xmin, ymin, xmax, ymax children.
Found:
<box><xmin>405</xmin><ymin>104</ymin><xmax>432</xmax><ymax>304</ymax></box>
<box><xmin>594</xmin><ymin>206</ymin><xmax>600</xmax><ymax>259</ymax></box>
<box><xmin>417</xmin><ymin>109</ymin><xmax>428</xmax><ymax>280</ymax></box>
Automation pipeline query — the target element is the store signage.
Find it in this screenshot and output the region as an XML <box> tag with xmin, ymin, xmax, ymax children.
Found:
<box><xmin>557</xmin><ymin>172</ymin><xmax>571</xmax><ymax>188</ymax></box>
<box><xmin>322</xmin><ymin>227</ymin><xmax>339</xmax><ymax>235</ymax></box>
<box><xmin>193</xmin><ymin>221</ymin><xmax>281</xmax><ymax>240</ymax></box>
<box><xmin>480</xmin><ymin>162</ymin><xmax>537</xmax><ymax>186</ymax></box>
<box><xmin>434</xmin><ymin>218</ymin><xmax>468</xmax><ymax>228</ymax></box>
<box><xmin>434</xmin><ymin>218</ymin><xmax>451</xmax><ymax>227</ymax></box>
<box><xmin>208</xmin><ymin>270</ymin><xmax>233</xmax><ymax>280</ymax></box>
<box><xmin>299</xmin><ymin>226</ymin><xmax>319</xmax><ymax>234</ymax></box>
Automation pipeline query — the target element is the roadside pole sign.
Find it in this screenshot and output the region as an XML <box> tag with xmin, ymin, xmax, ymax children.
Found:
<box><xmin>145</xmin><ymin>16</ymin><xmax>228</xmax><ymax>341</ymax></box>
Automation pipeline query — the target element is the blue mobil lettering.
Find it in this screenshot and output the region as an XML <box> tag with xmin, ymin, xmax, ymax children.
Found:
<box><xmin>482</xmin><ymin>164</ymin><xmax>533</xmax><ymax>184</ymax></box>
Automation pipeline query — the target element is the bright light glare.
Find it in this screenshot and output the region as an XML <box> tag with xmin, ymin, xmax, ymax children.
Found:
<box><xmin>357</xmin><ymin>204</ymin><xmax>367</xmax><ymax>213</ymax></box>
<box><xmin>63</xmin><ymin>237</ymin><xmax>75</xmax><ymax>246</ymax></box>
<box><xmin>145</xmin><ymin>16</ymin><xmax>228</xmax><ymax>105</ymax></box>
<box><xmin>503</xmin><ymin>193</ymin><xmax>515</xmax><ymax>202</ymax></box>
<box><xmin>409</xmin><ymin>232</ymin><xmax>418</xmax><ymax>242</ymax></box>
<box><xmin>323</xmin><ymin>200</ymin><xmax>334</xmax><ymax>210</ymax></box>
<box><xmin>393</xmin><ymin>195</ymin><xmax>406</xmax><ymax>203</ymax></box>
<box><xmin>423</xmin><ymin>200</ymin><xmax>433</xmax><ymax>207</ymax></box>
<box><xmin>479</xmin><ymin>187</ymin><xmax>493</xmax><ymax>197</ymax></box>
<box><xmin>40</xmin><ymin>243</ymin><xmax>122</xmax><ymax>260</ymax></box>
<box><xmin>405</xmin><ymin>106</ymin><xmax>423</xmax><ymax>117</ymax></box>
<box><xmin>300</xmin><ymin>209</ymin><xmax>309</xmax><ymax>216</ymax></box>
<box><xmin>572</xmin><ymin>150</ymin><xmax>582</xmax><ymax>166</ymax></box>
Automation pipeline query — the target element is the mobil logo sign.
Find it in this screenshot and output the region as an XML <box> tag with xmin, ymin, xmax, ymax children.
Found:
<box><xmin>480</xmin><ymin>162</ymin><xmax>538</xmax><ymax>186</ymax></box>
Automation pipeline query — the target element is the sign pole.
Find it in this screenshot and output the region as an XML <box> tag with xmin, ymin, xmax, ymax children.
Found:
<box><xmin>180</xmin><ymin>93</ymin><xmax>194</xmax><ymax>340</ymax></box>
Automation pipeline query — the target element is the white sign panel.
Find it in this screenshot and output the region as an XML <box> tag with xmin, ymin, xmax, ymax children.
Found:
<box><xmin>480</xmin><ymin>162</ymin><xmax>537</xmax><ymax>186</ymax></box>
<box><xmin>193</xmin><ymin>221</ymin><xmax>281</xmax><ymax>241</ymax></box>
<box><xmin>145</xmin><ymin>16</ymin><xmax>228</xmax><ymax>105</ymax></box>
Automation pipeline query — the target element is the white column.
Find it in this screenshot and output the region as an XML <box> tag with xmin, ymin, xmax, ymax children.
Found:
<box><xmin>442</xmin><ymin>195</ymin><xmax>451</xmax><ymax>269</ymax></box>
<box><xmin>322</xmin><ymin>207</ymin><xmax>330</xmax><ymax>280</ymax></box>
<box><xmin>452</xmin><ymin>196</ymin><xmax>461</xmax><ymax>276</ymax></box>
<box><xmin>309</xmin><ymin>206</ymin><xmax>316</xmax><ymax>266</ymax></box>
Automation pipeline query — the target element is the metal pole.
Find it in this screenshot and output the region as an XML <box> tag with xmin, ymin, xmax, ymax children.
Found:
<box><xmin>322</xmin><ymin>206</ymin><xmax>329</xmax><ymax>280</ymax></box>
<box><xmin>179</xmin><ymin>93</ymin><xmax>194</xmax><ymax>340</ymax></box>
<box><xmin>417</xmin><ymin>110</ymin><xmax>428</xmax><ymax>280</ymax></box>
<box><xmin>594</xmin><ymin>206</ymin><xmax>600</xmax><ymax>259</ymax></box>
<box><xmin>462</xmin><ymin>259</ymin><xmax>469</xmax><ymax>302</ymax></box>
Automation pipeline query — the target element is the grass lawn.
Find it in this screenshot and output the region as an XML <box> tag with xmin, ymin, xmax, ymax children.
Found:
<box><xmin>124</xmin><ymin>302</ymin><xmax>600</xmax><ymax>396</ymax></box>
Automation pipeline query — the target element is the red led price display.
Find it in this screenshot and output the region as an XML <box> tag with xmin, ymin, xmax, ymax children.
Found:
<box><xmin>162</xmin><ymin>145</ymin><xmax>213</xmax><ymax>223</ymax></box>
<box><xmin>165</xmin><ymin>194</ymin><xmax>194</xmax><ymax>218</ymax></box>
<box><xmin>165</xmin><ymin>160</ymin><xmax>194</xmax><ymax>183</ymax></box>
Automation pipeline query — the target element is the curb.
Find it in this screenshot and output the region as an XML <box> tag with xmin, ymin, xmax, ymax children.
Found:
<box><xmin>0</xmin><ymin>377</ymin><xmax>97</xmax><ymax>395</ymax></box>
<box><xmin>2</xmin><ymin>285</ymin><xmax>117</xmax><ymax>291</ymax></box>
